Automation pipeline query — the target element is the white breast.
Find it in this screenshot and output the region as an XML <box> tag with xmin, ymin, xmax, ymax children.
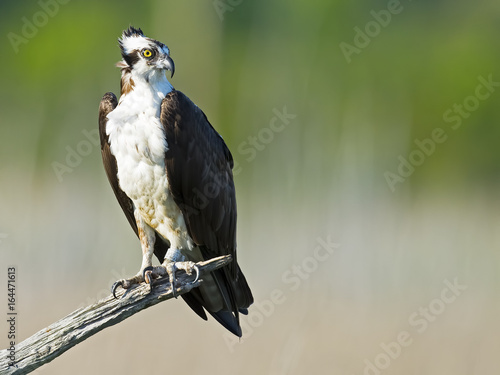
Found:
<box><xmin>106</xmin><ymin>81</ymin><xmax>194</xmax><ymax>251</ymax></box>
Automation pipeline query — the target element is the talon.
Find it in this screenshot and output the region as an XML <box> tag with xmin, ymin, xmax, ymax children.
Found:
<box><xmin>192</xmin><ymin>265</ymin><xmax>200</xmax><ymax>283</ymax></box>
<box><xmin>143</xmin><ymin>266</ymin><xmax>154</xmax><ymax>285</ymax></box>
<box><xmin>111</xmin><ymin>280</ymin><xmax>123</xmax><ymax>299</ymax></box>
<box><xmin>111</xmin><ymin>273</ymin><xmax>144</xmax><ymax>298</ymax></box>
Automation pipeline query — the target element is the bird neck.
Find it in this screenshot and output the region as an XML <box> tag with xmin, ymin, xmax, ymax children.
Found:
<box><xmin>119</xmin><ymin>68</ymin><xmax>173</xmax><ymax>104</ymax></box>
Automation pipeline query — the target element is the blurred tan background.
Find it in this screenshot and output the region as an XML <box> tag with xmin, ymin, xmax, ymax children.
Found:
<box><xmin>1</xmin><ymin>0</ymin><xmax>499</xmax><ymax>374</ymax></box>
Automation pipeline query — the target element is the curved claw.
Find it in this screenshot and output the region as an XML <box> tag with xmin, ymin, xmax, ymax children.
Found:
<box><xmin>111</xmin><ymin>280</ymin><xmax>123</xmax><ymax>299</ymax></box>
<box><xmin>192</xmin><ymin>264</ymin><xmax>200</xmax><ymax>283</ymax></box>
<box><xmin>142</xmin><ymin>266</ymin><xmax>154</xmax><ymax>284</ymax></box>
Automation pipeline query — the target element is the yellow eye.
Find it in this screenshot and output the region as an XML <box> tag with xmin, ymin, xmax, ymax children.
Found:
<box><xmin>142</xmin><ymin>49</ymin><xmax>153</xmax><ymax>59</ymax></box>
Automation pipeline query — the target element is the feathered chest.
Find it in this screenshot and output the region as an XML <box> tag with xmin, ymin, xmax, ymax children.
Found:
<box><xmin>105</xmin><ymin>93</ymin><xmax>169</xmax><ymax>202</ymax></box>
<box><xmin>104</xmin><ymin>88</ymin><xmax>192</xmax><ymax>250</ymax></box>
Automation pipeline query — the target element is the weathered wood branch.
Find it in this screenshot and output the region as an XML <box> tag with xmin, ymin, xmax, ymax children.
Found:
<box><xmin>0</xmin><ymin>255</ymin><xmax>232</xmax><ymax>375</ymax></box>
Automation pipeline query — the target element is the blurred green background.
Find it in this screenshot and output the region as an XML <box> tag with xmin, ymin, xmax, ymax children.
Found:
<box><xmin>1</xmin><ymin>0</ymin><xmax>499</xmax><ymax>374</ymax></box>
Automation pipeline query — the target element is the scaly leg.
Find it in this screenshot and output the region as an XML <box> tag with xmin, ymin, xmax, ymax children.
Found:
<box><xmin>111</xmin><ymin>210</ymin><xmax>156</xmax><ymax>298</ymax></box>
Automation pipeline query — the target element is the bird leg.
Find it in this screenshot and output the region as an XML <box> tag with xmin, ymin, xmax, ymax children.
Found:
<box><xmin>111</xmin><ymin>210</ymin><xmax>156</xmax><ymax>298</ymax></box>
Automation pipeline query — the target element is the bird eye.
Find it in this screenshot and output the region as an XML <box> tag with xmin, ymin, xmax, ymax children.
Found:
<box><xmin>142</xmin><ymin>49</ymin><xmax>154</xmax><ymax>59</ymax></box>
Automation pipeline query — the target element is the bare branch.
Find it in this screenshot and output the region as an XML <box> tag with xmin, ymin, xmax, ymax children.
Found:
<box><xmin>0</xmin><ymin>255</ymin><xmax>232</xmax><ymax>375</ymax></box>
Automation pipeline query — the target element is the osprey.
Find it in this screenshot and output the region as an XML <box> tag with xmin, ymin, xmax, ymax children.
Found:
<box><xmin>98</xmin><ymin>26</ymin><xmax>253</xmax><ymax>336</ymax></box>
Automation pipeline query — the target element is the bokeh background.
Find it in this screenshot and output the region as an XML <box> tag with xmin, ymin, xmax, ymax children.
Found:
<box><xmin>1</xmin><ymin>0</ymin><xmax>499</xmax><ymax>374</ymax></box>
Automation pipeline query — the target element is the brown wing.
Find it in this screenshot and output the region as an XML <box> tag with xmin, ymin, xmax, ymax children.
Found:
<box><xmin>160</xmin><ymin>91</ymin><xmax>237</xmax><ymax>264</ymax></box>
<box><xmin>160</xmin><ymin>90</ymin><xmax>253</xmax><ymax>336</ymax></box>
<box><xmin>98</xmin><ymin>92</ymin><xmax>168</xmax><ymax>262</ymax></box>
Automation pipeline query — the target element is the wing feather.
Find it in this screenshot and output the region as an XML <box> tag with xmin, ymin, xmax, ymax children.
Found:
<box><xmin>160</xmin><ymin>91</ymin><xmax>237</xmax><ymax>260</ymax></box>
<box><xmin>160</xmin><ymin>91</ymin><xmax>253</xmax><ymax>336</ymax></box>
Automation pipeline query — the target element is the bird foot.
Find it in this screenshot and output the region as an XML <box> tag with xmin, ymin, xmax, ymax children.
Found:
<box><xmin>111</xmin><ymin>271</ymin><xmax>147</xmax><ymax>299</ymax></box>
<box><xmin>111</xmin><ymin>262</ymin><xmax>199</xmax><ymax>299</ymax></box>
<box><xmin>147</xmin><ymin>261</ymin><xmax>200</xmax><ymax>298</ymax></box>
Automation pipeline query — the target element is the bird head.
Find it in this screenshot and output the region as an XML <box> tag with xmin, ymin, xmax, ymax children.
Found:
<box><xmin>117</xmin><ymin>26</ymin><xmax>175</xmax><ymax>80</ymax></box>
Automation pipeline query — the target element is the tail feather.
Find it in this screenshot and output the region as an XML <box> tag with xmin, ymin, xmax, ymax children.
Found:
<box><xmin>182</xmin><ymin>258</ymin><xmax>253</xmax><ymax>337</ymax></box>
<box><xmin>209</xmin><ymin>310</ymin><xmax>242</xmax><ymax>337</ymax></box>
<box><xmin>181</xmin><ymin>291</ymin><xmax>208</xmax><ymax>321</ymax></box>
<box><xmin>156</xmin><ymin>244</ymin><xmax>253</xmax><ymax>336</ymax></box>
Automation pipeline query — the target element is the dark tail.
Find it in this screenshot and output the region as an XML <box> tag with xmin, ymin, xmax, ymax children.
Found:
<box><xmin>182</xmin><ymin>262</ymin><xmax>253</xmax><ymax>337</ymax></box>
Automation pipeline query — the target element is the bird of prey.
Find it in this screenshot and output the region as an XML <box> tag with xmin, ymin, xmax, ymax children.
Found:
<box><xmin>98</xmin><ymin>26</ymin><xmax>253</xmax><ymax>336</ymax></box>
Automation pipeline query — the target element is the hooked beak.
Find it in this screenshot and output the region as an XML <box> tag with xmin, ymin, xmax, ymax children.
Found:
<box><xmin>157</xmin><ymin>55</ymin><xmax>175</xmax><ymax>78</ymax></box>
